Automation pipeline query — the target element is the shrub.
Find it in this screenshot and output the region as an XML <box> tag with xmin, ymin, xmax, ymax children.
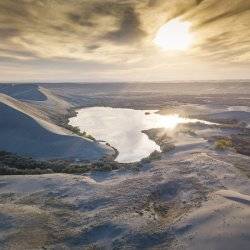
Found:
<box><xmin>215</xmin><ymin>138</ymin><xmax>233</xmax><ymax>151</ymax></box>
<box><xmin>0</xmin><ymin>151</ymin><xmax>65</xmax><ymax>174</ymax></box>
<box><xmin>161</xmin><ymin>143</ymin><xmax>175</xmax><ymax>153</ymax></box>
<box><xmin>63</xmin><ymin>164</ymin><xmax>91</xmax><ymax>174</ymax></box>
<box><xmin>64</xmin><ymin>124</ymin><xmax>95</xmax><ymax>141</ymax></box>
<box><xmin>141</xmin><ymin>150</ymin><xmax>161</xmax><ymax>163</ymax></box>
<box><xmin>0</xmin><ymin>165</ymin><xmax>54</xmax><ymax>175</ymax></box>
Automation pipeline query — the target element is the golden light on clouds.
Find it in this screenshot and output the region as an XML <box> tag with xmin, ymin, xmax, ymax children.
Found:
<box><xmin>0</xmin><ymin>0</ymin><xmax>249</xmax><ymax>82</ymax></box>
<box><xmin>154</xmin><ymin>19</ymin><xmax>193</xmax><ymax>51</ymax></box>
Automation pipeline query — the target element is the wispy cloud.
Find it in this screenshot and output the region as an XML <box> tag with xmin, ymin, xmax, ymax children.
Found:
<box><xmin>0</xmin><ymin>0</ymin><xmax>249</xmax><ymax>81</ymax></box>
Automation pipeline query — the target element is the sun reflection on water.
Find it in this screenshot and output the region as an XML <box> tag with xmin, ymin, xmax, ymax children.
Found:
<box><xmin>153</xmin><ymin>113</ymin><xmax>212</xmax><ymax>129</ymax></box>
<box><xmin>69</xmin><ymin>107</ymin><xmax>215</xmax><ymax>163</ymax></box>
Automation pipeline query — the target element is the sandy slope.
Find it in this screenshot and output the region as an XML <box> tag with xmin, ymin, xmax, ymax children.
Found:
<box><xmin>0</xmin><ymin>84</ymin><xmax>47</xmax><ymax>101</ymax></box>
<box><xmin>0</xmin><ymin>93</ymin><xmax>113</xmax><ymax>160</ymax></box>
<box><xmin>0</xmin><ymin>150</ymin><xmax>249</xmax><ymax>249</ymax></box>
<box><xmin>174</xmin><ymin>190</ymin><xmax>250</xmax><ymax>250</ymax></box>
<box><xmin>30</xmin><ymin>86</ymin><xmax>73</xmax><ymax>117</ymax></box>
<box><xmin>0</xmin><ymin>83</ymin><xmax>249</xmax><ymax>249</ymax></box>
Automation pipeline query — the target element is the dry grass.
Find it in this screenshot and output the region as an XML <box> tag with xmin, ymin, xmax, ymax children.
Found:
<box><xmin>215</xmin><ymin>138</ymin><xmax>233</xmax><ymax>150</ymax></box>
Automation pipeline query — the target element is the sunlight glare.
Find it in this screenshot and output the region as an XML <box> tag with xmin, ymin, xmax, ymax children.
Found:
<box><xmin>155</xmin><ymin>114</ymin><xmax>213</xmax><ymax>129</ymax></box>
<box><xmin>156</xmin><ymin>114</ymin><xmax>189</xmax><ymax>129</ymax></box>
<box><xmin>154</xmin><ymin>19</ymin><xmax>193</xmax><ymax>51</ymax></box>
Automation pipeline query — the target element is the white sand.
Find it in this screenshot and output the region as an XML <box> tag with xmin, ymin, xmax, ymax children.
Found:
<box><xmin>174</xmin><ymin>189</ymin><xmax>250</xmax><ymax>250</ymax></box>
<box><xmin>1</xmin><ymin>149</ymin><xmax>249</xmax><ymax>249</ymax></box>
<box><xmin>0</xmin><ymin>93</ymin><xmax>113</xmax><ymax>160</ymax></box>
<box><xmin>0</xmin><ymin>83</ymin><xmax>249</xmax><ymax>249</ymax></box>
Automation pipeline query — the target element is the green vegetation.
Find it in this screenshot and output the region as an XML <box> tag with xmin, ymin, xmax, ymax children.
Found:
<box><xmin>63</xmin><ymin>164</ymin><xmax>91</xmax><ymax>174</ymax></box>
<box><xmin>141</xmin><ymin>150</ymin><xmax>161</xmax><ymax>163</ymax></box>
<box><xmin>0</xmin><ymin>165</ymin><xmax>54</xmax><ymax>175</ymax></box>
<box><xmin>0</xmin><ymin>151</ymin><xmax>123</xmax><ymax>175</ymax></box>
<box><xmin>215</xmin><ymin>138</ymin><xmax>233</xmax><ymax>151</ymax></box>
<box><xmin>0</xmin><ymin>151</ymin><xmax>66</xmax><ymax>175</ymax></box>
<box><xmin>64</xmin><ymin>124</ymin><xmax>96</xmax><ymax>141</ymax></box>
<box><xmin>142</xmin><ymin>128</ymin><xmax>175</xmax><ymax>153</ymax></box>
<box><xmin>63</xmin><ymin>162</ymin><xmax>119</xmax><ymax>174</ymax></box>
<box><xmin>161</xmin><ymin>143</ymin><xmax>175</xmax><ymax>153</ymax></box>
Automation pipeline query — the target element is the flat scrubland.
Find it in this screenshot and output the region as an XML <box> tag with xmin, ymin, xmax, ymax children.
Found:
<box><xmin>0</xmin><ymin>82</ymin><xmax>249</xmax><ymax>249</ymax></box>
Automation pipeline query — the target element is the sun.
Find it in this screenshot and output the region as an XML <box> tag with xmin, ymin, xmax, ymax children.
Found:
<box><xmin>154</xmin><ymin>19</ymin><xmax>193</xmax><ymax>51</ymax></box>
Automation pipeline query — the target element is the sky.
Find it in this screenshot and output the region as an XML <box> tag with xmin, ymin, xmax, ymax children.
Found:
<box><xmin>0</xmin><ymin>0</ymin><xmax>249</xmax><ymax>83</ymax></box>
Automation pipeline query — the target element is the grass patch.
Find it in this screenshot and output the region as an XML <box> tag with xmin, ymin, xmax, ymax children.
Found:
<box><xmin>0</xmin><ymin>151</ymin><xmax>126</xmax><ymax>175</ymax></box>
<box><xmin>141</xmin><ymin>150</ymin><xmax>161</xmax><ymax>163</ymax></box>
<box><xmin>63</xmin><ymin>164</ymin><xmax>92</xmax><ymax>174</ymax></box>
<box><xmin>215</xmin><ymin>138</ymin><xmax>233</xmax><ymax>151</ymax></box>
<box><xmin>64</xmin><ymin>124</ymin><xmax>95</xmax><ymax>141</ymax></box>
<box><xmin>0</xmin><ymin>151</ymin><xmax>66</xmax><ymax>175</ymax></box>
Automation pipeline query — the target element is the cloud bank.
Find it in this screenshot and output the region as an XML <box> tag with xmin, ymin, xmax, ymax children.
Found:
<box><xmin>0</xmin><ymin>0</ymin><xmax>249</xmax><ymax>82</ymax></box>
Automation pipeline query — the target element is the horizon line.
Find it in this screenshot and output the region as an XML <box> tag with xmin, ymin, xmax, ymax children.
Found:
<box><xmin>0</xmin><ymin>79</ymin><xmax>250</xmax><ymax>85</ymax></box>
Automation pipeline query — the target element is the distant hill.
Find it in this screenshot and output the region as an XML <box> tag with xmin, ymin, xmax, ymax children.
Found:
<box><xmin>0</xmin><ymin>84</ymin><xmax>47</xmax><ymax>101</ymax></box>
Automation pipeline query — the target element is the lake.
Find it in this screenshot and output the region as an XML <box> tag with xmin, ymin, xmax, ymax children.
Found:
<box><xmin>69</xmin><ymin>107</ymin><xmax>209</xmax><ymax>163</ymax></box>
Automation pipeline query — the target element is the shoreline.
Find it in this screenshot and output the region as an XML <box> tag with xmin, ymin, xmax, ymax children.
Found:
<box><xmin>0</xmin><ymin>83</ymin><xmax>249</xmax><ymax>249</ymax></box>
<box><xmin>1</xmin><ymin>101</ymin><xmax>249</xmax><ymax>175</ymax></box>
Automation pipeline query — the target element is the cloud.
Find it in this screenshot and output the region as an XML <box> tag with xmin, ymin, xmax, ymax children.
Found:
<box><xmin>103</xmin><ymin>6</ymin><xmax>146</xmax><ymax>44</ymax></box>
<box><xmin>0</xmin><ymin>0</ymin><xmax>249</xmax><ymax>81</ymax></box>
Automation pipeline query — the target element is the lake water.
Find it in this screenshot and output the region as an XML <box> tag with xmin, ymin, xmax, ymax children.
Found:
<box><xmin>69</xmin><ymin>107</ymin><xmax>210</xmax><ymax>163</ymax></box>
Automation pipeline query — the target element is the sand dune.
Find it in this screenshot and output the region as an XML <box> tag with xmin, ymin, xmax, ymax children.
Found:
<box><xmin>0</xmin><ymin>150</ymin><xmax>249</xmax><ymax>249</ymax></box>
<box><xmin>0</xmin><ymin>83</ymin><xmax>249</xmax><ymax>249</ymax></box>
<box><xmin>0</xmin><ymin>84</ymin><xmax>47</xmax><ymax>101</ymax></box>
<box><xmin>36</xmin><ymin>86</ymin><xmax>72</xmax><ymax>115</ymax></box>
<box><xmin>0</xmin><ymin>93</ymin><xmax>113</xmax><ymax>161</ymax></box>
<box><xmin>175</xmin><ymin>189</ymin><xmax>250</xmax><ymax>250</ymax></box>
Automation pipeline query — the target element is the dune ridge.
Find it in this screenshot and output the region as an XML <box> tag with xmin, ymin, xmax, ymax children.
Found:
<box><xmin>0</xmin><ymin>92</ymin><xmax>113</xmax><ymax>161</ymax></box>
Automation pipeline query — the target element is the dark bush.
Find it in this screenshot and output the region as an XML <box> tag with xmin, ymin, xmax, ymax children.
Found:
<box><xmin>0</xmin><ymin>151</ymin><xmax>65</xmax><ymax>174</ymax></box>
